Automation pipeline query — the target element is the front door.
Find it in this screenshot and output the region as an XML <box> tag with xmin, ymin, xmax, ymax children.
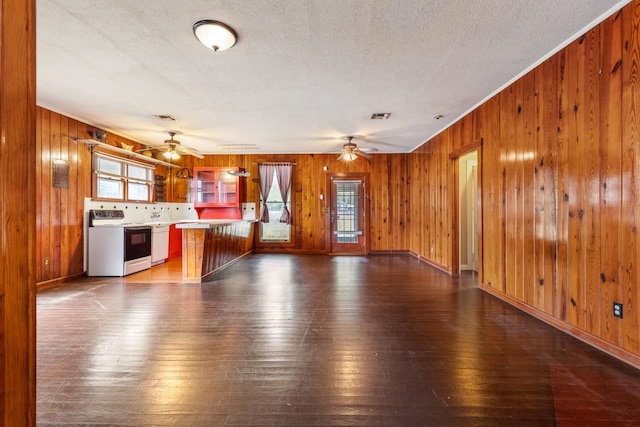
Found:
<box><xmin>328</xmin><ymin>174</ymin><xmax>368</xmax><ymax>254</ymax></box>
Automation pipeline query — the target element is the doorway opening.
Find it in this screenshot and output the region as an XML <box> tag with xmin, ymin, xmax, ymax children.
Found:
<box><xmin>459</xmin><ymin>150</ymin><xmax>478</xmax><ymax>272</ymax></box>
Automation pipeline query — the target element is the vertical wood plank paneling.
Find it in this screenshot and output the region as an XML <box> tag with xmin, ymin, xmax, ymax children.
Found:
<box><xmin>556</xmin><ymin>48</ymin><xmax>571</xmax><ymax>322</ymax></box>
<box><xmin>533</xmin><ymin>65</ymin><xmax>546</xmax><ymax>311</ymax></box>
<box><xmin>433</xmin><ymin>141</ymin><xmax>440</xmax><ymax>262</ymax></box>
<box><xmin>568</xmin><ymin>35</ymin><xmax>588</xmax><ymax>330</ymax></box>
<box><xmin>437</xmin><ymin>133</ymin><xmax>446</xmax><ymax>265</ymax></box>
<box><xmin>428</xmin><ymin>144</ymin><xmax>436</xmax><ymax>260</ymax></box>
<box><xmin>50</xmin><ymin>112</ymin><xmax>62</xmax><ymax>280</ymax></box>
<box><xmin>40</xmin><ymin>109</ymin><xmax>52</xmax><ymax>282</ymax></box>
<box><xmin>70</xmin><ymin>123</ymin><xmax>95</xmax><ymax>259</ymax></box>
<box><xmin>413</xmin><ymin>147</ymin><xmax>425</xmax><ymax>256</ymax></box>
<box><xmin>59</xmin><ymin>114</ymin><xmax>70</xmax><ymax>279</ymax></box>
<box><xmin>522</xmin><ymin>71</ymin><xmax>536</xmax><ymax>306</ymax></box>
<box><xmin>582</xmin><ymin>27</ymin><xmax>602</xmax><ymax>337</ymax></box>
<box><xmin>426</xmin><ymin>142</ymin><xmax>435</xmax><ymax>261</ymax></box>
<box><xmin>300</xmin><ymin>154</ymin><xmax>314</xmax><ymax>250</ymax></box>
<box><xmin>0</xmin><ymin>0</ymin><xmax>37</xmax><ymax>423</ymax></box>
<box><xmin>514</xmin><ymin>78</ymin><xmax>525</xmax><ymax>301</ymax></box>
<box><xmin>479</xmin><ymin>97</ymin><xmax>503</xmax><ymax>290</ymax></box>
<box><xmin>392</xmin><ymin>154</ymin><xmax>407</xmax><ymax>250</ymax></box>
<box><xmin>67</xmin><ymin>119</ymin><xmax>79</xmax><ymax>272</ymax></box>
<box><xmin>600</xmin><ymin>11</ymin><xmax>623</xmax><ymax>346</ymax></box>
<box><xmin>374</xmin><ymin>154</ymin><xmax>389</xmax><ymax>250</ymax></box>
<box><xmin>541</xmin><ymin>55</ymin><xmax>559</xmax><ymax>317</ymax></box>
<box><xmin>35</xmin><ymin>108</ymin><xmax>43</xmax><ymax>284</ymax></box>
<box><xmin>442</xmin><ymin>131</ymin><xmax>452</xmax><ymax>268</ymax></box>
<box><xmin>622</xmin><ymin>1</ymin><xmax>640</xmax><ymax>353</ymax></box>
<box><xmin>501</xmin><ymin>85</ymin><xmax>517</xmax><ymax>297</ymax></box>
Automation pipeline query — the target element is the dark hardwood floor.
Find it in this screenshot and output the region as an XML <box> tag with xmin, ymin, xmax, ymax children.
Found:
<box><xmin>37</xmin><ymin>254</ymin><xmax>640</xmax><ymax>426</ymax></box>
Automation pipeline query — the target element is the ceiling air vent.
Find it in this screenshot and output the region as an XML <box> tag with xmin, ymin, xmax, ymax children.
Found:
<box><xmin>153</xmin><ymin>114</ymin><xmax>177</xmax><ymax>122</ymax></box>
<box><xmin>370</xmin><ymin>112</ymin><xmax>391</xmax><ymax>120</ymax></box>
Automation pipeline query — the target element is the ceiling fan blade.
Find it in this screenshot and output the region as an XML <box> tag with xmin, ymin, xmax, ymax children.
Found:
<box><xmin>135</xmin><ymin>146</ymin><xmax>159</xmax><ymax>153</ymax></box>
<box><xmin>355</xmin><ymin>148</ymin><xmax>372</xmax><ymax>159</ymax></box>
<box><xmin>175</xmin><ymin>145</ymin><xmax>204</xmax><ymax>159</ymax></box>
<box><xmin>176</xmin><ymin>145</ymin><xmax>204</xmax><ymax>159</ymax></box>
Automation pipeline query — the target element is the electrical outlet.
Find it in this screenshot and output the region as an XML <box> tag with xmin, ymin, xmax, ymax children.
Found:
<box><xmin>613</xmin><ymin>302</ymin><xmax>623</xmax><ymax>319</ymax></box>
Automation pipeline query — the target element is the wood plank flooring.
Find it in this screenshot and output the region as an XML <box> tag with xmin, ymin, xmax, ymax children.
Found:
<box><xmin>37</xmin><ymin>254</ymin><xmax>640</xmax><ymax>426</ymax></box>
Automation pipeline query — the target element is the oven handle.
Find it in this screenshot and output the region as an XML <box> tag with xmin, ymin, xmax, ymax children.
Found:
<box><xmin>125</xmin><ymin>226</ymin><xmax>152</xmax><ymax>231</ymax></box>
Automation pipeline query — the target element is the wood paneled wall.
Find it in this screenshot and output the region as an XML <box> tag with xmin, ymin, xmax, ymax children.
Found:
<box><xmin>1</xmin><ymin>0</ymin><xmax>37</xmax><ymax>424</ymax></box>
<box><xmin>187</xmin><ymin>153</ymin><xmax>409</xmax><ymax>253</ymax></box>
<box><xmin>34</xmin><ymin>107</ymin><xmax>169</xmax><ymax>285</ymax></box>
<box><xmin>408</xmin><ymin>2</ymin><xmax>640</xmax><ymax>364</ymax></box>
<box><xmin>35</xmin><ymin>113</ymin><xmax>410</xmax><ymax>284</ymax></box>
<box><xmin>409</xmin><ymin>113</ymin><xmax>481</xmax><ymax>271</ymax></box>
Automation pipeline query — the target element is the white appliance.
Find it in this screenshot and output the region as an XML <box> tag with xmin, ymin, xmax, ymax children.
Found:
<box><xmin>151</xmin><ymin>224</ymin><xmax>170</xmax><ymax>266</ymax></box>
<box><xmin>87</xmin><ymin>210</ymin><xmax>152</xmax><ymax>276</ymax></box>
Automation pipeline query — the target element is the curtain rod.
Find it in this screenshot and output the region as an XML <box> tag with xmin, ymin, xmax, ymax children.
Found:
<box><xmin>253</xmin><ymin>162</ymin><xmax>297</xmax><ymax>165</ymax></box>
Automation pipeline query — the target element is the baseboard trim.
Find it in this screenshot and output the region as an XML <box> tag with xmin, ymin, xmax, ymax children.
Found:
<box><xmin>409</xmin><ymin>251</ymin><xmax>452</xmax><ymax>274</ymax></box>
<box><xmin>252</xmin><ymin>248</ymin><xmax>326</xmax><ymax>255</ymax></box>
<box><xmin>37</xmin><ymin>272</ymin><xmax>86</xmax><ymax>290</ymax></box>
<box><xmin>480</xmin><ymin>283</ymin><xmax>640</xmax><ymax>370</ymax></box>
<box><xmin>369</xmin><ymin>250</ymin><xmax>411</xmax><ymax>255</ymax></box>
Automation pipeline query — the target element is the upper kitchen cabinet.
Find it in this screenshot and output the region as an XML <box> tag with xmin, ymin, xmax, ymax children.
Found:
<box><xmin>194</xmin><ymin>167</ymin><xmax>242</xmax><ymax>219</ymax></box>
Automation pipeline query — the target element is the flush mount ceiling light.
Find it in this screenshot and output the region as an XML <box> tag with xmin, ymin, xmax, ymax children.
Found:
<box><xmin>193</xmin><ymin>20</ymin><xmax>237</xmax><ymax>52</ymax></box>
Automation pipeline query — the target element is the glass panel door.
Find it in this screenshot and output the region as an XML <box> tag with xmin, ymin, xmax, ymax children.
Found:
<box><xmin>195</xmin><ymin>169</ymin><xmax>217</xmax><ymax>204</ymax></box>
<box><xmin>217</xmin><ymin>168</ymin><xmax>238</xmax><ymax>205</ymax></box>
<box><xmin>329</xmin><ymin>175</ymin><xmax>367</xmax><ymax>254</ymax></box>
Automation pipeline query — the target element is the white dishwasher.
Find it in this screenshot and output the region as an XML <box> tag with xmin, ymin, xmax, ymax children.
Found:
<box><xmin>151</xmin><ymin>224</ymin><xmax>170</xmax><ymax>266</ymax></box>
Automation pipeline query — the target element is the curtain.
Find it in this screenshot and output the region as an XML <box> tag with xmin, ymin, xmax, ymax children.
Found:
<box><xmin>258</xmin><ymin>163</ymin><xmax>275</xmax><ymax>223</ymax></box>
<box><xmin>275</xmin><ymin>164</ymin><xmax>292</xmax><ymax>224</ymax></box>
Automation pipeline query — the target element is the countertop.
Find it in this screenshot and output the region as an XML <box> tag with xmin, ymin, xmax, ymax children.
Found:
<box><xmin>176</xmin><ymin>219</ymin><xmax>258</xmax><ymax>229</ymax></box>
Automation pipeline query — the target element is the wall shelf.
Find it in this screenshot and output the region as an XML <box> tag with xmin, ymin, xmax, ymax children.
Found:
<box><xmin>76</xmin><ymin>138</ymin><xmax>179</xmax><ymax>168</ymax></box>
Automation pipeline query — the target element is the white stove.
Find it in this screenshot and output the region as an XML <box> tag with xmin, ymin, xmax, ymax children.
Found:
<box><xmin>87</xmin><ymin>209</ymin><xmax>153</xmax><ymax>276</ymax></box>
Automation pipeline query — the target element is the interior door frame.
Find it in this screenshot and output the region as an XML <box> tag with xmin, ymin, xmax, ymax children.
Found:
<box><xmin>325</xmin><ymin>172</ymin><xmax>370</xmax><ymax>255</ymax></box>
<box><xmin>449</xmin><ymin>139</ymin><xmax>483</xmax><ymax>282</ymax></box>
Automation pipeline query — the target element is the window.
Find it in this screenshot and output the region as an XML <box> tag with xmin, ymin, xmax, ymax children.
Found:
<box><xmin>335</xmin><ymin>180</ymin><xmax>360</xmax><ymax>243</ymax></box>
<box><xmin>259</xmin><ymin>164</ymin><xmax>292</xmax><ymax>242</ymax></box>
<box><xmin>93</xmin><ymin>153</ymin><xmax>155</xmax><ymax>202</ymax></box>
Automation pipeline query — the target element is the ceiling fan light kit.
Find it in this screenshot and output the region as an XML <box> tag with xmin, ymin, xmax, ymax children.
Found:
<box><xmin>337</xmin><ymin>136</ymin><xmax>371</xmax><ymax>161</ymax></box>
<box><xmin>163</xmin><ymin>150</ymin><xmax>180</xmax><ymax>160</ymax></box>
<box><xmin>193</xmin><ymin>20</ymin><xmax>237</xmax><ymax>52</ymax></box>
<box><xmin>339</xmin><ymin>151</ymin><xmax>358</xmax><ymax>162</ymax></box>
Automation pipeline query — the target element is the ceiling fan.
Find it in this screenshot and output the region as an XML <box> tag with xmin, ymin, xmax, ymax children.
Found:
<box><xmin>139</xmin><ymin>131</ymin><xmax>204</xmax><ymax>160</ymax></box>
<box><xmin>337</xmin><ymin>136</ymin><xmax>374</xmax><ymax>161</ymax></box>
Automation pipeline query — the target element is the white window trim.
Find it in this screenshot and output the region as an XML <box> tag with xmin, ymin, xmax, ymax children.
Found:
<box><xmin>93</xmin><ymin>152</ymin><xmax>155</xmax><ymax>202</ymax></box>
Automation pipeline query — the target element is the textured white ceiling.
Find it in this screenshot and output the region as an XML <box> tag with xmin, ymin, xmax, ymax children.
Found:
<box><xmin>37</xmin><ymin>0</ymin><xmax>629</xmax><ymax>155</ymax></box>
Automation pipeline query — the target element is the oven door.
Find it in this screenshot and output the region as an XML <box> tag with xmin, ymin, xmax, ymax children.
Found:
<box><xmin>124</xmin><ymin>226</ymin><xmax>152</xmax><ymax>261</ymax></box>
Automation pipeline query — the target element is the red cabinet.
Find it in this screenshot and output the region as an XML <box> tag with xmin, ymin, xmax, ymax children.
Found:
<box><xmin>168</xmin><ymin>224</ymin><xmax>182</xmax><ymax>260</ymax></box>
<box><xmin>194</xmin><ymin>167</ymin><xmax>242</xmax><ymax>219</ymax></box>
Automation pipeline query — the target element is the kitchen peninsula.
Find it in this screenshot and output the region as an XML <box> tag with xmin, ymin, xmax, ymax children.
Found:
<box><xmin>176</xmin><ymin>219</ymin><xmax>256</xmax><ymax>283</ymax></box>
